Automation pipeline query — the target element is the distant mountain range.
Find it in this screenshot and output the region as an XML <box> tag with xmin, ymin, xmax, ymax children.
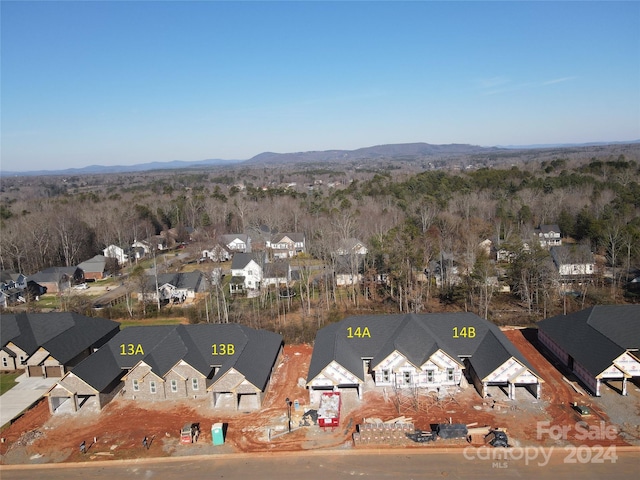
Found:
<box><xmin>2</xmin><ymin>140</ymin><xmax>639</xmax><ymax>176</ymax></box>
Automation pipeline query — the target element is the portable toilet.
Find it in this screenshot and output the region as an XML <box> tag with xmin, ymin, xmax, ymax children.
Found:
<box><xmin>211</xmin><ymin>422</ymin><xmax>224</xmax><ymax>445</ymax></box>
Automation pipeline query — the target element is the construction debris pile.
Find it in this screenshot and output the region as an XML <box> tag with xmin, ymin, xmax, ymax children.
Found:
<box><xmin>353</xmin><ymin>417</ymin><xmax>509</xmax><ymax>448</ymax></box>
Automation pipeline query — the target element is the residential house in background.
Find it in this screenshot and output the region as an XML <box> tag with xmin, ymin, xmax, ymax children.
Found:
<box><xmin>536</xmin><ymin>224</ymin><xmax>562</xmax><ymax>249</ymax></box>
<box><xmin>334</xmin><ymin>255</ymin><xmax>364</xmax><ymax>287</ymax></box>
<box><xmin>29</xmin><ymin>267</ymin><xmax>83</xmax><ymax>293</ymax></box>
<box><xmin>0</xmin><ymin>312</ymin><xmax>119</xmax><ymax>377</ymax></box>
<box><xmin>201</xmin><ymin>244</ymin><xmax>231</xmax><ymax>262</ymax></box>
<box><xmin>131</xmin><ymin>240</ymin><xmax>152</xmax><ymax>257</ymax></box>
<box><xmin>220</xmin><ymin>234</ymin><xmax>251</xmax><ymax>253</ymax></box>
<box><xmin>335</xmin><ymin>238</ymin><xmax>368</xmax><ymax>256</ymax></box>
<box><xmin>229</xmin><ymin>253</ymin><xmax>266</xmax><ymax>296</ymax></box>
<box><xmin>538</xmin><ymin>305</ymin><xmax>640</xmax><ymax>396</ymax></box>
<box><xmin>263</xmin><ymin>262</ymin><xmax>291</xmax><ymax>288</ymax></box>
<box><xmin>77</xmin><ymin>255</ymin><xmax>108</xmax><ymax>281</ymax></box>
<box><xmin>141</xmin><ymin>271</ymin><xmax>207</xmax><ymax>304</ymax></box>
<box><xmin>306</xmin><ymin>312</ymin><xmax>542</xmax><ymax>405</ymax></box>
<box><xmin>45</xmin><ymin>324</ymin><xmax>283</xmax><ymax>414</ymax></box>
<box><xmin>267</xmin><ymin>232</ymin><xmax>305</xmax><ymax>259</ymax></box>
<box><xmin>0</xmin><ymin>271</ymin><xmax>41</xmax><ymax>307</ymax></box>
<box><xmin>103</xmin><ymin>245</ymin><xmax>128</xmax><ymax>265</ymax></box>
<box><xmin>550</xmin><ymin>244</ymin><xmax>595</xmax><ymax>278</ymax></box>
<box><xmin>0</xmin><ymin>271</ymin><xmax>27</xmax><ymax>291</ymax></box>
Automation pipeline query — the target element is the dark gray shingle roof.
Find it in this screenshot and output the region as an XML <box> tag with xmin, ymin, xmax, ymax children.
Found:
<box><xmin>0</xmin><ymin>313</ymin><xmax>119</xmax><ymax>363</ymax></box>
<box><xmin>538</xmin><ymin>305</ymin><xmax>640</xmax><ymax>376</ymax></box>
<box><xmin>70</xmin><ymin>324</ymin><xmax>282</xmax><ymax>393</ymax></box>
<box><xmin>307</xmin><ymin>313</ymin><xmax>539</xmax><ymax>384</ymax></box>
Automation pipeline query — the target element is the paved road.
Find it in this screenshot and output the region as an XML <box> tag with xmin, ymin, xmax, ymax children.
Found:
<box><xmin>1</xmin><ymin>448</ymin><xmax>638</xmax><ymax>479</ymax></box>
<box><xmin>0</xmin><ymin>374</ymin><xmax>56</xmax><ymax>427</ymax></box>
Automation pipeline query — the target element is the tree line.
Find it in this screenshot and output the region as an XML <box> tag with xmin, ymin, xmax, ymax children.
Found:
<box><xmin>1</xmin><ymin>153</ymin><xmax>639</xmax><ymax>327</ymax></box>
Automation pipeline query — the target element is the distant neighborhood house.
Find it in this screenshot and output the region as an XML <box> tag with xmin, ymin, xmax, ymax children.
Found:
<box><xmin>536</xmin><ymin>224</ymin><xmax>562</xmax><ymax>249</ymax></box>
<box><xmin>550</xmin><ymin>244</ymin><xmax>595</xmax><ymax>278</ymax></box>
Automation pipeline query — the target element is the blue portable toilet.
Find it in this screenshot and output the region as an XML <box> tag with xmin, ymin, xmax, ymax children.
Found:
<box><xmin>211</xmin><ymin>422</ymin><xmax>224</xmax><ymax>445</ymax></box>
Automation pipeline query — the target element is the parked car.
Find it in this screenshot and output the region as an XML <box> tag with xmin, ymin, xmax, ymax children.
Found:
<box><xmin>73</xmin><ymin>283</ymin><xmax>89</xmax><ymax>290</ymax></box>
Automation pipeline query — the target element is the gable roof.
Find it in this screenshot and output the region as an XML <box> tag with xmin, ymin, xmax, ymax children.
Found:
<box><xmin>231</xmin><ymin>252</ymin><xmax>265</xmax><ymax>270</ymax></box>
<box><xmin>550</xmin><ymin>244</ymin><xmax>594</xmax><ymax>265</ymax></box>
<box><xmin>69</xmin><ymin>324</ymin><xmax>282</xmax><ymax>393</ymax></box>
<box><xmin>0</xmin><ymin>313</ymin><xmax>119</xmax><ymax>363</ymax></box>
<box><xmin>538</xmin><ymin>305</ymin><xmax>640</xmax><ymax>376</ymax></box>
<box><xmin>271</xmin><ymin>232</ymin><xmax>304</xmax><ymax>243</ymax></box>
<box><xmin>538</xmin><ymin>224</ymin><xmax>561</xmax><ymax>234</ymax></box>
<box><xmin>29</xmin><ymin>267</ymin><xmax>80</xmax><ymax>284</ymax></box>
<box><xmin>77</xmin><ymin>255</ymin><xmax>107</xmax><ymax>273</ymax></box>
<box><xmin>307</xmin><ymin>313</ymin><xmax>539</xmax><ymax>383</ymax></box>
<box><xmin>264</xmin><ymin>262</ymin><xmax>289</xmax><ymax>278</ymax></box>
<box><xmin>220</xmin><ymin>233</ymin><xmax>250</xmax><ymax>245</ymax></box>
<box><xmin>148</xmin><ymin>271</ymin><xmax>205</xmax><ymax>292</ymax></box>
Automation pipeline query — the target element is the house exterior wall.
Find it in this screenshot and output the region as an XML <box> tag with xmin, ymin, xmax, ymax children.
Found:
<box><xmin>123</xmin><ymin>364</ymin><xmax>165</xmax><ymax>401</ymax></box>
<box><xmin>336</xmin><ymin>273</ymin><xmax>363</xmax><ymax>286</ymax></box>
<box><xmin>103</xmin><ymin>245</ymin><xmax>128</xmax><ymax>265</ymax></box>
<box><xmin>373</xmin><ymin>350</ymin><xmax>462</xmax><ymax>389</ymax></box>
<box><xmin>210</xmin><ymin>369</ymin><xmax>244</xmax><ymax>393</ymax></box>
<box><xmin>558</xmin><ymin>262</ymin><xmax>595</xmax><ymax>276</ymax></box>
<box><xmin>573</xmin><ymin>360</ymin><xmax>599</xmax><ymax>395</ymax></box>
<box><xmin>538</xmin><ymin>330</ymin><xmax>570</xmax><ymax>365</ymax></box>
<box><xmin>0</xmin><ymin>350</ymin><xmax>18</xmax><ymax>371</ymax></box>
<box><xmin>615</xmin><ymin>352</ymin><xmax>640</xmax><ymax>377</ymax></box>
<box><xmin>231</xmin><ymin>261</ymin><xmax>262</xmax><ymax>290</ymax></box>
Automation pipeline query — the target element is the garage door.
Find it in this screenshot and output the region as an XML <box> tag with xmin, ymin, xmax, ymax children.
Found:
<box><xmin>45</xmin><ymin>365</ymin><xmax>62</xmax><ymax>377</ymax></box>
<box><xmin>28</xmin><ymin>365</ymin><xmax>43</xmax><ymax>377</ymax></box>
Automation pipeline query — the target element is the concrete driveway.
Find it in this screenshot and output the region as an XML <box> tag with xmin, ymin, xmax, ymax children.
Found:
<box><xmin>0</xmin><ymin>373</ymin><xmax>57</xmax><ymax>427</ymax></box>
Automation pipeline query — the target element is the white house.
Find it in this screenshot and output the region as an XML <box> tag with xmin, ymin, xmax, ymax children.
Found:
<box><xmin>550</xmin><ymin>244</ymin><xmax>595</xmax><ymax>277</ymax></box>
<box><xmin>229</xmin><ymin>253</ymin><xmax>265</xmax><ymax>295</ymax></box>
<box><xmin>103</xmin><ymin>245</ymin><xmax>128</xmax><ymax>265</ymax></box>
<box><xmin>202</xmin><ymin>244</ymin><xmax>231</xmax><ymax>262</ymax></box>
<box><xmin>220</xmin><ymin>234</ymin><xmax>251</xmax><ymax>253</ymax></box>
<box><xmin>536</xmin><ymin>224</ymin><xmax>562</xmax><ymax>249</ymax></box>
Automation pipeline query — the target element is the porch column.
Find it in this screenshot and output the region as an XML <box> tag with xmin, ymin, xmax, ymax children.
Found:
<box><xmin>595</xmin><ymin>378</ymin><xmax>601</xmax><ymax>396</ymax></box>
<box><xmin>72</xmin><ymin>394</ymin><xmax>78</xmax><ymax>412</ymax></box>
<box><xmin>483</xmin><ymin>382</ymin><xmax>488</xmax><ymax>397</ymax></box>
<box><xmin>622</xmin><ymin>377</ymin><xmax>628</xmax><ymax>396</ymax></box>
<box><xmin>536</xmin><ymin>383</ymin><xmax>541</xmax><ymax>399</ymax></box>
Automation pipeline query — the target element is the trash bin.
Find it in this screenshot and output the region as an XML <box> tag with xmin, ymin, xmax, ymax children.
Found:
<box><xmin>211</xmin><ymin>422</ymin><xmax>224</xmax><ymax>445</ymax></box>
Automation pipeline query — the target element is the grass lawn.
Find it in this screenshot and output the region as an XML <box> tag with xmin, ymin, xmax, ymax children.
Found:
<box><xmin>118</xmin><ymin>317</ymin><xmax>187</xmax><ymax>328</ymax></box>
<box><xmin>0</xmin><ymin>372</ymin><xmax>21</xmax><ymax>395</ymax></box>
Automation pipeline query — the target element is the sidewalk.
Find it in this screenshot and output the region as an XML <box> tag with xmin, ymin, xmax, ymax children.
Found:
<box><xmin>0</xmin><ymin>374</ymin><xmax>57</xmax><ymax>427</ymax></box>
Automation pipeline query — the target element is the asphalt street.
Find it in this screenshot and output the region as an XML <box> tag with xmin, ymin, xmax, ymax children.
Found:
<box><xmin>1</xmin><ymin>448</ymin><xmax>639</xmax><ymax>479</ymax></box>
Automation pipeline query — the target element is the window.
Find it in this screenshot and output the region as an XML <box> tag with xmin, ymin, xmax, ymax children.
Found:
<box><xmin>171</xmin><ymin>379</ymin><xmax>178</xmax><ymax>393</ymax></box>
<box><xmin>426</xmin><ymin>370</ymin><xmax>434</xmax><ymax>383</ymax></box>
<box><xmin>192</xmin><ymin>378</ymin><xmax>199</xmax><ymax>391</ymax></box>
<box><xmin>381</xmin><ymin>369</ymin><xmax>390</xmax><ymax>382</ymax></box>
<box><xmin>403</xmin><ymin>371</ymin><xmax>411</xmax><ymax>384</ymax></box>
<box><xmin>149</xmin><ymin>381</ymin><xmax>157</xmax><ymax>394</ymax></box>
<box><xmin>132</xmin><ymin>379</ymin><xmax>140</xmax><ymax>392</ymax></box>
<box><xmin>447</xmin><ymin>368</ymin><xmax>454</xmax><ymax>382</ymax></box>
<box><xmin>19</xmin><ymin>355</ymin><xmax>26</xmax><ymax>364</ymax></box>
<box><xmin>2</xmin><ymin>357</ymin><xmax>7</xmax><ymax>368</ymax></box>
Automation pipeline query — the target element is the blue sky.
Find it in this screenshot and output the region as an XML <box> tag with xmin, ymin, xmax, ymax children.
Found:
<box><xmin>2</xmin><ymin>1</ymin><xmax>639</xmax><ymax>171</ymax></box>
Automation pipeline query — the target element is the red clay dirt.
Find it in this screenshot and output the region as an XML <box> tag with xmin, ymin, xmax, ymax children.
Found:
<box><xmin>0</xmin><ymin>335</ymin><xmax>634</xmax><ymax>465</ymax></box>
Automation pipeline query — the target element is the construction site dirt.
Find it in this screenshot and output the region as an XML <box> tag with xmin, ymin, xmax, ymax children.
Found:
<box><xmin>1</xmin><ymin>329</ymin><xmax>639</xmax><ymax>465</ymax></box>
